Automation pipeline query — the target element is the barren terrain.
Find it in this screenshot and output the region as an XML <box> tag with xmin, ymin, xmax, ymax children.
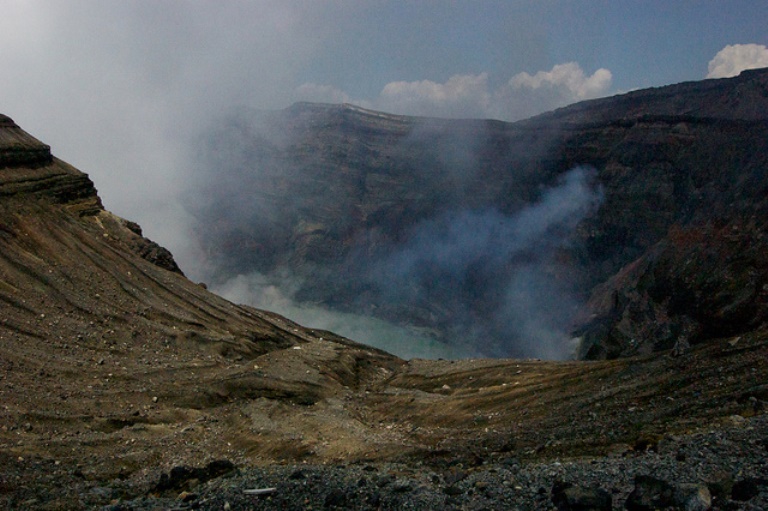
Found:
<box><xmin>1</xmin><ymin>96</ymin><xmax>767</xmax><ymax>509</ymax></box>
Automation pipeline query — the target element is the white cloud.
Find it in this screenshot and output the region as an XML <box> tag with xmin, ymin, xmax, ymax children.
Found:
<box><xmin>509</xmin><ymin>62</ymin><xmax>612</xmax><ymax>100</ymax></box>
<box><xmin>376</xmin><ymin>73</ymin><xmax>491</xmax><ymax>118</ymax></box>
<box><xmin>295</xmin><ymin>63</ymin><xmax>612</xmax><ymax>122</ymax></box>
<box><xmin>707</xmin><ymin>44</ymin><xmax>768</xmax><ymax>79</ymax></box>
<box><xmin>493</xmin><ymin>63</ymin><xmax>612</xmax><ymax>120</ymax></box>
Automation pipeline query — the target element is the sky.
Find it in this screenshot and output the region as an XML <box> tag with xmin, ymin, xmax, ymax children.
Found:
<box><xmin>1</xmin><ymin>0</ymin><xmax>767</xmax><ymax>275</ymax></box>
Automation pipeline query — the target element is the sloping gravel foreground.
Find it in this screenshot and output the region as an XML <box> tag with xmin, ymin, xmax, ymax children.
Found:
<box><xmin>61</xmin><ymin>414</ymin><xmax>766</xmax><ymax>511</ymax></box>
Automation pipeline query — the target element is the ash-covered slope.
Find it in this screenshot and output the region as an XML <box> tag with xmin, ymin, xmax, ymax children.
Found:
<box><xmin>187</xmin><ymin>68</ymin><xmax>768</xmax><ymax>359</ymax></box>
<box><xmin>0</xmin><ymin>114</ymin><xmax>400</xmax><ymax>487</ymax></box>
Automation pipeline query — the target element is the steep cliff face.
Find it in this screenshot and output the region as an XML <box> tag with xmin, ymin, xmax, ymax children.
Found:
<box><xmin>0</xmin><ymin>114</ymin><xmax>188</xmax><ymax>273</ymax></box>
<box><xmin>541</xmin><ymin>70</ymin><xmax>768</xmax><ymax>358</ymax></box>
<box><xmin>0</xmin><ymin>114</ymin><xmax>101</xmax><ymax>215</ymax></box>
<box><xmin>187</xmin><ymin>68</ymin><xmax>768</xmax><ymax>359</ymax></box>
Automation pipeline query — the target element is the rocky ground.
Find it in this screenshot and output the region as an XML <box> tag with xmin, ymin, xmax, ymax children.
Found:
<box><xmin>2</xmin><ymin>324</ymin><xmax>767</xmax><ymax>510</ymax></box>
<box><xmin>3</xmin><ymin>414</ymin><xmax>767</xmax><ymax>510</ymax></box>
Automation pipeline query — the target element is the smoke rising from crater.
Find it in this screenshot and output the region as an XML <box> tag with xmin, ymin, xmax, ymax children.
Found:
<box><xmin>364</xmin><ymin>167</ymin><xmax>602</xmax><ymax>358</ymax></box>
<box><xmin>195</xmin><ymin>122</ymin><xmax>603</xmax><ymax>360</ymax></box>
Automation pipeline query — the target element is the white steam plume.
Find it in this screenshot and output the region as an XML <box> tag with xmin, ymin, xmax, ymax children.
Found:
<box><xmin>367</xmin><ymin>166</ymin><xmax>602</xmax><ymax>359</ymax></box>
<box><xmin>204</xmin><ymin>165</ymin><xmax>602</xmax><ymax>360</ymax></box>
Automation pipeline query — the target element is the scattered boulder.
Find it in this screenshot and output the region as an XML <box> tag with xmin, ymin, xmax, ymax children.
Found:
<box><xmin>323</xmin><ymin>488</ymin><xmax>349</xmax><ymax>508</ymax></box>
<box><xmin>552</xmin><ymin>480</ymin><xmax>612</xmax><ymax>510</ymax></box>
<box><xmin>154</xmin><ymin>459</ymin><xmax>236</xmax><ymax>493</ymax></box>
<box><xmin>375</xmin><ymin>473</ymin><xmax>396</xmax><ymax>487</ymax></box>
<box><xmin>444</xmin><ymin>485</ymin><xmax>464</xmax><ymax>496</ymax></box>
<box><xmin>444</xmin><ymin>469</ymin><xmax>468</xmax><ymax>485</ymax></box>
<box><xmin>625</xmin><ymin>476</ymin><xmax>710</xmax><ymax>510</ymax></box>
<box><xmin>704</xmin><ymin>471</ymin><xmax>734</xmax><ymax>503</ymax></box>
<box><xmin>626</xmin><ymin>476</ymin><xmax>674</xmax><ymax>510</ymax></box>
<box><xmin>673</xmin><ymin>483</ymin><xmax>711</xmax><ymax>511</ymax></box>
<box><xmin>392</xmin><ymin>482</ymin><xmax>413</xmax><ymax>493</ymax></box>
<box><xmin>731</xmin><ymin>477</ymin><xmax>768</xmax><ymax>501</ymax></box>
<box><xmin>289</xmin><ymin>469</ymin><xmax>307</xmax><ymax>480</ymax></box>
<box><xmin>177</xmin><ymin>491</ymin><xmax>198</xmax><ymax>502</ymax></box>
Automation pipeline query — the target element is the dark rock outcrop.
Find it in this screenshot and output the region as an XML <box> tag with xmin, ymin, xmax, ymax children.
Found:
<box><xmin>187</xmin><ymin>68</ymin><xmax>768</xmax><ymax>358</ymax></box>
<box><xmin>119</xmin><ymin>217</ymin><xmax>185</xmax><ymax>274</ymax></box>
<box><xmin>0</xmin><ymin>114</ymin><xmax>53</xmax><ymax>168</ymax></box>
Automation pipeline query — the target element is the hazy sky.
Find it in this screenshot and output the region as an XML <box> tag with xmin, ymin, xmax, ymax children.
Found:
<box><xmin>1</xmin><ymin>0</ymin><xmax>767</xmax><ymax>272</ymax></box>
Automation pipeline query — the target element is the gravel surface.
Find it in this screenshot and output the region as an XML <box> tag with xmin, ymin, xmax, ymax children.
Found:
<box><xmin>5</xmin><ymin>414</ymin><xmax>764</xmax><ymax>510</ymax></box>
<box><xmin>159</xmin><ymin>414</ymin><xmax>768</xmax><ymax>511</ymax></box>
